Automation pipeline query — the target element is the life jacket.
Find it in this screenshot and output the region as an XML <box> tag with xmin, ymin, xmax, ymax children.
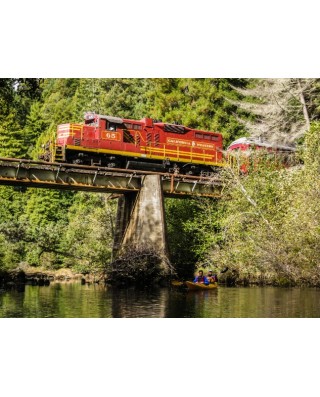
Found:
<box><xmin>196</xmin><ymin>276</ymin><xmax>205</xmax><ymax>283</ymax></box>
<box><xmin>208</xmin><ymin>274</ymin><xmax>218</xmax><ymax>282</ymax></box>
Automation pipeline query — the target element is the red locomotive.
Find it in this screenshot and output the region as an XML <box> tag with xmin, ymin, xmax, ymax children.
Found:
<box><xmin>43</xmin><ymin>112</ymin><xmax>225</xmax><ymax>175</ymax></box>
<box><xmin>226</xmin><ymin>137</ymin><xmax>296</xmax><ymax>172</ymax></box>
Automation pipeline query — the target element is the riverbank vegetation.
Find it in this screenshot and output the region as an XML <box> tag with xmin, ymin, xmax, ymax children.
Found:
<box><xmin>1</xmin><ymin>78</ymin><xmax>320</xmax><ymax>286</ymax></box>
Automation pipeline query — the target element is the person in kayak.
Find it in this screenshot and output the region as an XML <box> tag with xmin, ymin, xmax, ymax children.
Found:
<box><xmin>193</xmin><ymin>270</ymin><xmax>209</xmax><ymax>285</ymax></box>
<box><xmin>207</xmin><ymin>270</ymin><xmax>218</xmax><ymax>284</ymax></box>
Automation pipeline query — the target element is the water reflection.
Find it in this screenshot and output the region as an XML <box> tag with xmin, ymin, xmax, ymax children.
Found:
<box><xmin>1</xmin><ymin>284</ymin><xmax>320</xmax><ymax>318</ymax></box>
<box><xmin>111</xmin><ymin>287</ymin><xmax>169</xmax><ymax>318</ymax></box>
<box><xmin>0</xmin><ymin>283</ymin><xmax>112</xmax><ymax>318</ymax></box>
<box><xmin>165</xmin><ymin>289</ymin><xmax>219</xmax><ymax>317</ymax></box>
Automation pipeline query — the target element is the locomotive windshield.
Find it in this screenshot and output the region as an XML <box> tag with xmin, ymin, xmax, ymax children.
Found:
<box><xmin>84</xmin><ymin>112</ymin><xmax>96</xmax><ymax>125</ymax></box>
<box><xmin>85</xmin><ymin>118</ymin><xmax>96</xmax><ymax>125</ymax></box>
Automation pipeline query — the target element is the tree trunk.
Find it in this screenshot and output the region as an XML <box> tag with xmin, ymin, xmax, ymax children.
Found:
<box><xmin>297</xmin><ymin>78</ymin><xmax>311</xmax><ymax>131</ymax></box>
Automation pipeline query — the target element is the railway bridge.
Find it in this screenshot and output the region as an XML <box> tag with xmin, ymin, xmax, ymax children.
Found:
<box><xmin>0</xmin><ymin>157</ymin><xmax>223</xmax><ymax>278</ymax></box>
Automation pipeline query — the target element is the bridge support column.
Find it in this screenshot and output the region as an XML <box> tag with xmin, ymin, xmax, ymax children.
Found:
<box><xmin>112</xmin><ymin>193</ymin><xmax>136</xmax><ymax>259</ymax></box>
<box><xmin>112</xmin><ymin>174</ymin><xmax>172</xmax><ymax>282</ymax></box>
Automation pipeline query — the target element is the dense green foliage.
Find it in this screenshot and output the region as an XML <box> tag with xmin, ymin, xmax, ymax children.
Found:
<box><xmin>1</xmin><ymin>78</ymin><xmax>320</xmax><ymax>285</ymax></box>
<box><xmin>202</xmin><ymin>126</ymin><xmax>320</xmax><ymax>285</ymax></box>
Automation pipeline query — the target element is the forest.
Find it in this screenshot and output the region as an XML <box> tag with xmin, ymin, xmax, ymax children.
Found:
<box><xmin>1</xmin><ymin>78</ymin><xmax>320</xmax><ymax>286</ymax></box>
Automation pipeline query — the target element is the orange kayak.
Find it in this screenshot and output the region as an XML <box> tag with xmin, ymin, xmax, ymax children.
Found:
<box><xmin>185</xmin><ymin>281</ymin><xmax>218</xmax><ymax>290</ymax></box>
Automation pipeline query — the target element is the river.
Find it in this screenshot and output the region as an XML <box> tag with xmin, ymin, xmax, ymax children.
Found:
<box><xmin>1</xmin><ymin>282</ymin><xmax>320</xmax><ymax>317</ymax></box>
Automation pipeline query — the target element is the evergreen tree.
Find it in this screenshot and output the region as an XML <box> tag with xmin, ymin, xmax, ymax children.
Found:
<box><xmin>98</xmin><ymin>78</ymin><xmax>152</xmax><ymax>119</ymax></box>
<box><xmin>0</xmin><ymin>78</ymin><xmax>15</xmax><ymax>119</ymax></box>
<box><xmin>23</xmin><ymin>101</ymin><xmax>49</xmax><ymax>158</ymax></box>
<box><xmin>0</xmin><ymin>118</ymin><xmax>25</xmax><ymax>157</ymax></box>
<box><xmin>40</xmin><ymin>78</ymin><xmax>80</xmax><ymax>128</ymax></box>
<box><xmin>0</xmin><ymin>78</ymin><xmax>43</xmax><ymax>158</ymax></box>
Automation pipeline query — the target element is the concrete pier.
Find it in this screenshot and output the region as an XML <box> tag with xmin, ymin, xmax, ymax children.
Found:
<box><xmin>112</xmin><ymin>174</ymin><xmax>171</xmax><ymax>276</ymax></box>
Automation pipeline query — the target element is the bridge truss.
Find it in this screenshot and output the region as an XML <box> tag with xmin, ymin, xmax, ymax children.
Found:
<box><xmin>0</xmin><ymin>157</ymin><xmax>222</xmax><ymax>198</ymax></box>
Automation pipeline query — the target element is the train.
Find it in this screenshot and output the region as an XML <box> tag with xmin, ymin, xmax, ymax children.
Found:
<box><xmin>40</xmin><ymin>112</ymin><xmax>225</xmax><ymax>175</ymax></box>
<box><xmin>226</xmin><ymin>137</ymin><xmax>296</xmax><ymax>173</ymax></box>
<box><xmin>39</xmin><ymin>112</ymin><xmax>296</xmax><ymax>175</ymax></box>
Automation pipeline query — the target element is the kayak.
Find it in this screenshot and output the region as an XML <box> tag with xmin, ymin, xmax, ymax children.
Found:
<box><xmin>185</xmin><ymin>281</ymin><xmax>218</xmax><ymax>290</ymax></box>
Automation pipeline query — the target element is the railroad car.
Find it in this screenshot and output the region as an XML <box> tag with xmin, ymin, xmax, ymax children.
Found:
<box><xmin>227</xmin><ymin>137</ymin><xmax>296</xmax><ymax>172</ymax></box>
<box><xmin>41</xmin><ymin>112</ymin><xmax>225</xmax><ymax>175</ymax></box>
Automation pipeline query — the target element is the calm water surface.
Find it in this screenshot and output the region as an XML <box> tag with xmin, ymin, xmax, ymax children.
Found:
<box><xmin>1</xmin><ymin>282</ymin><xmax>320</xmax><ymax>318</ymax></box>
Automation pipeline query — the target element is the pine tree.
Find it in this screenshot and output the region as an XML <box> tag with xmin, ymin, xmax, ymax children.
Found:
<box><xmin>23</xmin><ymin>101</ymin><xmax>49</xmax><ymax>158</ymax></box>
<box><xmin>0</xmin><ymin>113</ymin><xmax>25</xmax><ymax>158</ymax></box>
<box><xmin>98</xmin><ymin>78</ymin><xmax>152</xmax><ymax>119</ymax></box>
<box><xmin>40</xmin><ymin>78</ymin><xmax>80</xmax><ymax>128</ymax></box>
<box><xmin>0</xmin><ymin>78</ymin><xmax>44</xmax><ymax>158</ymax></box>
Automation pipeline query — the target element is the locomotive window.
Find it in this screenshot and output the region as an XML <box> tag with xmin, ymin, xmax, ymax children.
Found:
<box><xmin>107</xmin><ymin>122</ymin><xmax>117</xmax><ymax>131</ymax></box>
<box><xmin>132</xmin><ymin>124</ymin><xmax>142</xmax><ymax>130</ymax></box>
<box><xmin>123</xmin><ymin>130</ymin><xmax>135</xmax><ymax>143</ymax></box>
<box><xmin>164</xmin><ymin>124</ymin><xmax>185</xmax><ymax>133</ymax></box>
<box><xmin>204</xmin><ymin>135</ymin><xmax>211</xmax><ymax>140</ymax></box>
<box><xmin>124</xmin><ymin>123</ymin><xmax>133</xmax><ymax>129</ymax></box>
<box><xmin>85</xmin><ymin>119</ymin><xmax>96</xmax><ymax>125</ymax></box>
<box><xmin>195</xmin><ymin>133</ymin><xmax>203</xmax><ymax>139</ymax></box>
<box><xmin>211</xmin><ymin>135</ymin><xmax>220</xmax><ymax>141</ymax></box>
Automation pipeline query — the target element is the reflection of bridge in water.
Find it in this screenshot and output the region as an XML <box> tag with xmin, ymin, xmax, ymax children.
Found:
<box><xmin>0</xmin><ymin>157</ymin><xmax>223</xmax><ymax>276</ymax></box>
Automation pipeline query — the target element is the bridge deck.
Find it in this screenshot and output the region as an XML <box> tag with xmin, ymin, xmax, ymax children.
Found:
<box><xmin>0</xmin><ymin>157</ymin><xmax>222</xmax><ymax>197</ymax></box>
